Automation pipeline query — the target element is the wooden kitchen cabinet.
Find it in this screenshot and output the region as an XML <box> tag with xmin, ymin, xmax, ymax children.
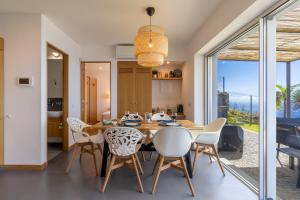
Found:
<box><xmin>117</xmin><ymin>61</ymin><xmax>152</xmax><ymax>118</ymax></box>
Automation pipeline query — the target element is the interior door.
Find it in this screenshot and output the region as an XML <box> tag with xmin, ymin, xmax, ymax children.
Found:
<box><xmin>89</xmin><ymin>77</ymin><xmax>97</xmax><ymax>123</ymax></box>
<box><xmin>0</xmin><ymin>38</ymin><xmax>4</xmax><ymax>164</ymax></box>
<box><xmin>117</xmin><ymin>62</ymin><xmax>135</xmax><ymax>118</ymax></box>
<box><xmin>135</xmin><ymin>67</ymin><xmax>152</xmax><ymax>115</ymax></box>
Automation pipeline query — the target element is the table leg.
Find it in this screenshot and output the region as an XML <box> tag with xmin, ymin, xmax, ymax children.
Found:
<box><xmin>184</xmin><ymin>151</ymin><xmax>193</xmax><ymax>178</ymax></box>
<box><xmin>100</xmin><ymin>141</ymin><xmax>109</xmax><ymax>177</ymax></box>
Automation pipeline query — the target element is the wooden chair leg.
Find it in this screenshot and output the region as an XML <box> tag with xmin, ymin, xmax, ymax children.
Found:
<box><xmin>79</xmin><ymin>146</ymin><xmax>83</xmax><ymax>163</ymax></box>
<box><xmin>141</xmin><ymin>152</ymin><xmax>146</xmax><ymax>162</ymax></box>
<box><xmin>131</xmin><ymin>155</ymin><xmax>144</xmax><ymax>193</ymax></box>
<box><xmin>91</xmin><ymin>144</ymin><xmax>99</xmax><ymax>176</ymax></box>
<box><xmin>134</xmin><ymin>153</ymin><xmax>144</xmax><ymax>175</ymax></box>
<box><xmin>192</xmin><ymin>145</ymin><xmax>200</xmax><ymax>175</ymax></box>
<box><xmin>149</xmin><ymin>152</ymin><xmax>153</xmax><ymax>160</ymax></box>
<box><xmin>152</xmin><ymin>156</ymin><xmax>164</xmax><ymax>194</ymax></box>
<box><xmin>152</xmin><ymin>155</ymin><xmax>161</xmax><ymax>175</ymax></box>
<box><xmin>211</xmin><ymin>145</ymin><xmax>225</xmax><ymax>176</ymax></box>
<box><xmin>97</xmin><ymin>143</ymin><xmax>103</xmax><ymax>155</ymax></box>
<box><xmin>180</xmin><ymin>157</ymin><xmax>196</xmax><ymax>197</ymax></box>
<box><xmin>65</xmin><ymin>145</ymin><xmax>78</xmax><ymax>173</ymax></box>
<box><xmin>100</xmin><ymin>154</ymin><xmax>116</xmax><ymax>192</ymax></box>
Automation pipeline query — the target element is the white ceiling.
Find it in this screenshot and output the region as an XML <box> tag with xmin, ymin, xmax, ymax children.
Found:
<box><xmin>0</xmin><ymin>0</ymin><xmax>222</xmax><ymax>46</ymax></box>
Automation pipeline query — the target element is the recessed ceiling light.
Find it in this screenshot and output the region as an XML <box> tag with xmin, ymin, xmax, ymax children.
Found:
<box><xmin>98</xmin><ymin>66</ymin><xmax>103</xmax><ymax>70</ymax></box>
<box><xmin>166</xmin><ymin>61</ymin><xmax>170</xmax><ymax>65</ymax></box>
<box><xmin>52</xmin><ymin>52</ymin><xmax>60</xmax><ymax>57</ymax></box>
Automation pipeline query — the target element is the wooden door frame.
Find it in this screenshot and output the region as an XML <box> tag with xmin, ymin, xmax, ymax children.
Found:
<box><xmin>0</xmin><ymin>38</ymin><xmax>4</xmax><ymax>164</ymax></box>
<box><xmin>80</xmin><ymin>61</ymin><xmax>112</xmax><ymax>122</ymax></box>
<box><xmin>47</xmin><ymin>43</ymin><xmax>69</xmax><ymax>152</ymax></box>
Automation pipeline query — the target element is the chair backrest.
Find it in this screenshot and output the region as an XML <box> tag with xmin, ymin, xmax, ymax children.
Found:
<box><xmin>204</xmin><ymin>118</ymin><xmax>227</xmax><ymax>133</ymax></box>
<box><xmin>67</xmin><ymin>117</ymin><xmax>90</xmax><ymax>143</ymax></box>
<box><xmin>153</xmin><ymin>127</ymin><xmax>193</xmax><ymax>157</ymax></box>
<box><xmin>121</xmin><ymin>114</ymin><xmax>144</xmax><ymax>121</ymax></box>
<box><xmin>151</xmin><ymin>113</ymin><xmax>172</xmax><ymax>121</ymax></box>
<box><xmin>195</xmin><ymin>118</ymin><xmax>226</xmax><ymax>145</ymax></box>
<box><xmin>103</xmin><ymin>127</ymin><xmax>144</xmax><ymax>156</ymax></box>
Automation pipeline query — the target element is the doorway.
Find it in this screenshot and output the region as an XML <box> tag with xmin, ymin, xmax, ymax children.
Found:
<box><xmin>0</xmin><ymin>38</ymin><xmax>4</xmax><ymax>164</ymax></box>
<box><xmin>47</xmin><ymin>43</ymin><xmax>69</xmax><ymax>161</ymax></box>
<box><xmin>81</xmin><ymin>62</ymin><xmax>111</xmax><ymax>123</ymax></box>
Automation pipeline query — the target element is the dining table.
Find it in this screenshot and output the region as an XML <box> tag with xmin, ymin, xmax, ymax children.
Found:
<box><xmin>86</xmin><ymin>120</ymin><xmax>204</xmax><ymax>178</ymax></box>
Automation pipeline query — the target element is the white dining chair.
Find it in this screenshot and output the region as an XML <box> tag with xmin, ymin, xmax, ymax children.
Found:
<box><xmin>100</xmin><ymin>127</ymin><xmax>145</xmax><ymax>193</ymax></box>
<box><xmin>152</xmin><ymin>127</ymin><xmax>195</xmax><ymax>196</ymax></box>
<box><xmin>151</xmin><ymin>112</ymin><xmax>172</xmax><ymax>121</ymax></box>
<box><xmin>121</xmin><ymin>113</ymin><xmax>149</xmax><ymax>161</ymax></box>
<box><xmin>192</xmin><ymin>118</ymin><xmax>227</xmax><ymax>176</ymax></box>
<box><xmin>66</xmin><ymin>117</ymin><xmax>103</xmax><ymax>176</ymax></box>
<box><xmin>121</xmin><ymin>113</ymin><xmax>144</xmax><ymax>121</ymax></box>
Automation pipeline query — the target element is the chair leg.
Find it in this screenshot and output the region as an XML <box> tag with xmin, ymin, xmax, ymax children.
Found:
<box><xmin>100</xmin><ymin>154</ymin><xmax>116</xmax><ymax>192</ymax></box>
<box><xmin>65</xmin><ymin>145</ymin><xmax>78</xmax><ymax>173</ymax></box>
<box><xmin>134</xmin><ymin>153</ymin><xmax>144</xmax><ymax>175</ymax></box>
<box><xmin>131</xmin><ymin>155</ymin><xmax>144</xmax><ymax>193</ymax></box>
<box><xmin>152</xmin><ymin>156</ymin><xmax>164</xmax><ymax>194</ymax></box>
<box><xmin>149</xmin><ymin>152</ymin><xmax>153</xmax><ymax>160</ymax></box>
<box><xmin>79</xmin><ymin>146</ymin><xmax>83</xmax><ymax>163</ymax></box>
<box><xmin>97</xmin><ymin>143</ymin><xmax>103</xmax><ymax>155</ymax></box>
<box><xmin>180</xmin><ymin>157</ymin><xmax>196</xmax><ymax>197</ymax></box>
<box><xmin>91</xmin><ymin>144</ymin><xmax>99</xmax><ymax>176</ymax></box>
<box><xmin>141</xmin><ymin>152</ymin><xmax>146</xmax><ymax>162</ymax></box>
<box><xmin>192</xmin><ymin>144</ymin><xmax>200</xmax><ymax>175</ymax></box>
<box><xmin>211</xmin><ymin>145</ymin><xmax>225</xmax><ymax>176</ymax></box>
<box><xmin>152</xmin><ymin>155</ymin><xmax>161</xmax><ymax>175</ymax></box>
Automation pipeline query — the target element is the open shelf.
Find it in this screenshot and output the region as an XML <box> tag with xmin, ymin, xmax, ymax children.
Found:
<box><xmin>152</xmin><ymin>77</ymin><xmax>182</xmax><ymax>80</ymax></box>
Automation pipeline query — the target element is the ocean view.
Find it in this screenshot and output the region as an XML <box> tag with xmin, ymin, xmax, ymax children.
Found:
<box><xmin>228</xmin><ymin>100</ymin><xmax>300</xmax><ymax>118</ymax></box>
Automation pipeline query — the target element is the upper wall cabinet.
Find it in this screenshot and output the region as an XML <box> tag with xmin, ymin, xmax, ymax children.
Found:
<box><xmin>117</xmin><ymin>61</ymin><xmax>152</xmax><ymax>118</ymax></box>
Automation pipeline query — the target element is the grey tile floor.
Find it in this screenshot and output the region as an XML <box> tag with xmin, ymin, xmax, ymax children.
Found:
<box><xmin>0</xmin><ymin>151</ymin><xmax>258</xmax><ymax>200</ymax></box>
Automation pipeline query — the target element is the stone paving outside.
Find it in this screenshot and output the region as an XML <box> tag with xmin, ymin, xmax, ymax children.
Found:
<box><xmin>219</xmin><ymin>129</ymin><xmax>300</xmax><ymax>200</ymax></box>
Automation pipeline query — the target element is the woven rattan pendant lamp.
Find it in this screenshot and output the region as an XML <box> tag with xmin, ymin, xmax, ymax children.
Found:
<box><xmin>134</xmin><ymin>7</ymin><xmax>168</xmax><ymax>67</ymax></box>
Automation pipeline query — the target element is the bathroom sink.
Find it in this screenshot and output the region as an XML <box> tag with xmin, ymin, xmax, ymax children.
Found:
<box><xmin>48</xmin><ymin>111</ymin><xmax>63</xmax><ymax>118</ymax></box>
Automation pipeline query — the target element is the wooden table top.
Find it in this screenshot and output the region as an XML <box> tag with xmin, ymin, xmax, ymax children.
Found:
<box><xmin>89</xmin><ymin>120</ymin><xmax>204</xmax><ymax>132</ymax></box>
<box><xmin>85</xmin><ymin>120</ymin><xmax>204</xmax><ymax>144</ymax></box>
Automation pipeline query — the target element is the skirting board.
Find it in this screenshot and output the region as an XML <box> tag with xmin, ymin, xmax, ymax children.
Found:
<box><xmin>0</xmin><ymin>162</ymin><xmax>48</xmax><ymax>170</ymax></box>
<box><xmin>0</xmin><ymin>144</ymin><xmax>75</xmax><ymax>170</ymax></box>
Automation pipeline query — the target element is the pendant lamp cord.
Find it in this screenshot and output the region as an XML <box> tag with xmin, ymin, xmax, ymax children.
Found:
<box><xmin>149</xmin><ymin>15</ymin><xmax>152</xmax><ymax>43</ymax></box>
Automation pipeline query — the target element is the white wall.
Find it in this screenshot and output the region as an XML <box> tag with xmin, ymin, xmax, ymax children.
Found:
<box><xmin>0</xmin><ymin>13</ymin><xmax>42</xmax><ymax>164</ymax></box>
<box><xmin>0</xmin><ymin>14</ymin><xmax>81</xmax><ymax>165</ymax></box>
<box><xmin>41</xmin><ymin>15</ymin><xmax>81</xmax><ymax>163</ymax></box>
<box><xmin>47</xmin><ymin>59</ymin><xmax>63</xmax><ymax>98</ymax></box>
<box><xmin>152</xmin><ymin>65</ymin><xmax>182</xmax><ymax>110</ymax></box>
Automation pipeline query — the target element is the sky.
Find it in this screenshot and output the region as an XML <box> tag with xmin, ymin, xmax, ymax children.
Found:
<box><xmin>217</xmin><ymin>60</ymin><xmax>300</xmax><ymax>97</ymax></box>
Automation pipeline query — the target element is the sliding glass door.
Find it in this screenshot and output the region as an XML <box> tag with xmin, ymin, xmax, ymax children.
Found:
<box><xmin>208</xmin><ymin>27</ymin><xmax>261</xmax><ymax>193</ymax></box>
